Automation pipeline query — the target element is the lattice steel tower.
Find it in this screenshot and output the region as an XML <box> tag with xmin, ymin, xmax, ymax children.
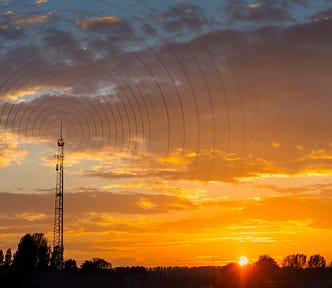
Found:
<box><xmin>53</xmin><ymin>122</ymin><xmax>64</xmax><ymax>270</ymax></box>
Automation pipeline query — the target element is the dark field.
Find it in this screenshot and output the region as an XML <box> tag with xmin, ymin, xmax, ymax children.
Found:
<box><xmin>2</xmin><ymin>265</ymin><xmax>332</xmax><ymax>288</ymax></box>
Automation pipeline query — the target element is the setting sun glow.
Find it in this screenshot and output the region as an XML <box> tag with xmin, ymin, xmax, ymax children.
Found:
<box><xmin>239</xmin><ymin>256</ymin><xmax>248</xmax><ymax>266</ymax></box>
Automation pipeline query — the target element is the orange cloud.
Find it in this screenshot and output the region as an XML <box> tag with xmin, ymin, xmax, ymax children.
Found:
<box><xmin>138</xmin><ymin>198</ymin><xmax>157</xmax><ymax>210</ymax></box>
<box><xmin>272</xmin><ymin>142</ymin><xmax>281</xmax><ymax>149</ymax></box>
<box><xmin>15</xmin><ymin>212</ymin><xmax>46</xmax><ymax>221</ymax></box>
<box><xmin>248</xmin><ymin>3</ymin><xmax>260</xmax><ymax>9</ymax></box>
<box><xmin>303</xmin><ymin>149</ymin><xmax>332</xmax><ymax>160</ymax></box>
<box><xmin>0</xmin><ymin>133</ymin><xmax>27</xmax><ymax>167</ymax></box>
<box><xmin>33</xmin><ymin>0</ymin><xmax>47</xmax><ymax>4</ymax></box>
<box><xmin>10</xmin><ymin>15</ymin><xmax>49</xmax><ymax>25</ymax></box>
<box><xmin>76</xmin><ymin>16</ymin><xmax>121</xmax><ymax>30</ymax></box>
<box><xmin>69</xmin><ymin>147</ymin><xmax>277</xmax><ymax>183</ymax></box>
<box><xmin>3</xmin><ymin>85</ymin><xmax>72</xmax><ymax>102</ymax></box>
<box><xmin>103</xmin><ymin>179</ymin><xmax>207</xmax><ymax>202</ymax></box>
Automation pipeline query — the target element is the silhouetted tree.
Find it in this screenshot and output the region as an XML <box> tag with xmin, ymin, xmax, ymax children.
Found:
<box><xmin>0</xmin><ymin>249</ymin><xmax>3</xmax><ymax>266</ymax></box>
<box><xmin>308</xmin><ymin>254</ymin><xmax>326</xmax><ymax>268</ymax></box>
<box><xmin>1</xmin><ymin>248</ymin><xmax>13</xmax><ymax>274</ymax></box>
<box><xmin>254</xmin><ymin>255</ymin><xmax>279</xmax><ymax>271</ymax></box>
<box><xmin>282</xmin><ymin>254</ymin><xmax>306</xmax><ymax>269</ymax></box>
<box><xmin>0</xmin><ymin>249</ymin><xmax>4</xmax><ymax>274</ymax></box>
<box><xmin>64</xmin><ymin>259</ymin><xmax>78</xmax><ymax>272</ymax></box>
<box><xmin>13</xmin><ymin>233</ymin><xmax>50</xmax><ymax>272</ymax></box>
<box><xmin>80</xmin><ymin>258</ymin><xmax>112</xmax><ymax>272</ymax></box>
<box><xmin>4</xmin><ymin>248</ymin><xmax>12</xmax><ymax>267</ymax></box>
<box><xmin>252</xmin><ymin>255</ymin><xmax>279</xmax><ymax>284</ymax></box>
<box><xmin>218</xmin><ymin>263</ymin><xmax>241</xmax><ymax>288</ymax></box>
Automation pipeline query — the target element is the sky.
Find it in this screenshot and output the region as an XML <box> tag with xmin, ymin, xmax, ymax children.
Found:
<box><xmin>1</xmin><ymin>0</ymin><xmax>332</xmax><ymax>267</ymax></box>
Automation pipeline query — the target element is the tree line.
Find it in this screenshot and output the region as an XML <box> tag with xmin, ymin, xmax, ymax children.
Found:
<box><xmin>0</xmin><ymin>233</ymin><xmax>112</xmax><ymax>273</ymax></box>
<box><xmin>1</xmin><ymin>232</ymin><xmax>332</xmax><ymax>288</ymax></box>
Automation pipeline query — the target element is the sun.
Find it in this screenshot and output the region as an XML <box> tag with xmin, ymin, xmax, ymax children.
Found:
<box><xmin>239</xmin><ymin>256</ymin><xmax>248</xmax><ymax>266</ymax></box>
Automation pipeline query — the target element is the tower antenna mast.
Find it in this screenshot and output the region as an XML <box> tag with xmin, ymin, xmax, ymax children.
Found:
<box><xmin>52</xmin><ymin>121</ymin><xmax>64</xmax><ymax>269</ymax></box>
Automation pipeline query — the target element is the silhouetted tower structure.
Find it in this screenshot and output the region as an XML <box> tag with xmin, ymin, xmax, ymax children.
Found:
<box><xmin>53</xmin><ymin>122</ymin><xmax>64</xmax><ymax>270</ymax></box>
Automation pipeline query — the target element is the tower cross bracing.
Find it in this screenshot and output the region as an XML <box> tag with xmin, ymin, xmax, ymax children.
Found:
<box><xmin>53</xmin><ymin>123</ymin><xmax>64</xmax><ymax>270</ymax></box>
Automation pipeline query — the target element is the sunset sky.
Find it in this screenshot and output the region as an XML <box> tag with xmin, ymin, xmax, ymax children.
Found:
<box><xmin>1</xmin><ymin>0</ymin><xmax>332</xmax><ymax>267</ymax></box>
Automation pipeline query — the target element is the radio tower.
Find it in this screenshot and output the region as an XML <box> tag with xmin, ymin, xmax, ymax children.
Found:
<box><xmin>52</xmin><ymin>122</ymin><xmax>64</xmax><ymax>270</ymax></box>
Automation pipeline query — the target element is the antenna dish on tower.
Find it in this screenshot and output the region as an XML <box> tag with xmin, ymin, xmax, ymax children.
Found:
<box><xmin>58</xmin><ymin>121</ymin><xmax>64</xmax><ymax>147</ymax></box>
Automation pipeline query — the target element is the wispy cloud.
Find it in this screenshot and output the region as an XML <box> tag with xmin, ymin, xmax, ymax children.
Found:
<box><xmin>2</xmin><ymin>85</ymin><xmax>73</xmax><ymax>102</ymax></box>
<box><xmin>10</xmin><ymin>15</ymin><xmax>49</xmax><ymax>26</ymax></box>
<box><xmin>14</xmin><ymin>212</ymin><xmax>47</xmax><ymax>221</ymax></box>
<box><xmin>225</xmin><ymin>0</ymin><xmax>295</xmax><ymax>25</ymax></box>
<box><xmin>33</xmin><ymin>0</ymin><xmax>47</xmax><ymax>4</ymax></box>
<box><xmin>76</xmin><ymin>16</ymin><xmax>121</xmax><ymax>30</ymax></box>
<box><xmin>0</xmin><ymin>133</ymin><xmax>27</xmax><ymax>167</ymax></box>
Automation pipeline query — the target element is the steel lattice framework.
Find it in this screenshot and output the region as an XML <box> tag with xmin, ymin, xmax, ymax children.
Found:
<box><xmin>53</xmin><ymin>124</ymin><xmax>64</xmax><ymax>270</ymax></box>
